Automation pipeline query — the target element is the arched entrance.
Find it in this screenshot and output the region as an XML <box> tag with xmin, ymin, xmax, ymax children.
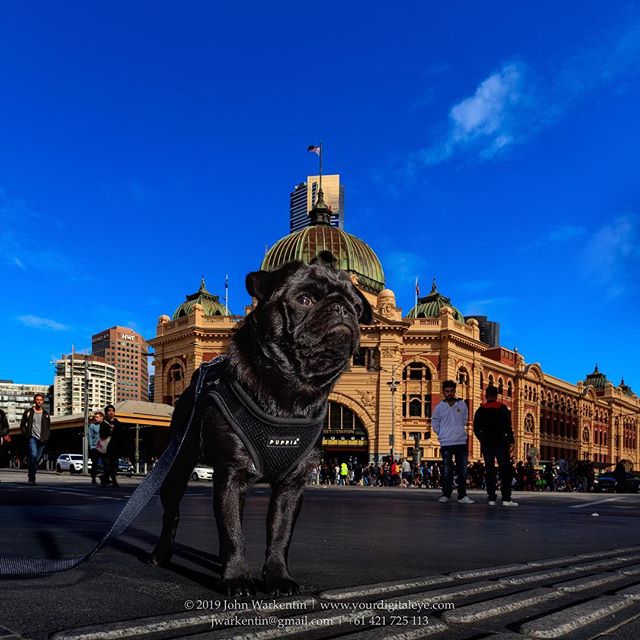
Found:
<box><xmin>321</xmin><ymin>401</ymin><xmax>369</xmax><ymax>464</ymax></box>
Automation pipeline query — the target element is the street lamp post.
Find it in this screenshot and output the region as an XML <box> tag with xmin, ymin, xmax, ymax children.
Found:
<box><xmin>386</xmin><ymin>364</ymin><xmax>402</xmax><ymax>462</ymax></box>
<box><xmin>82</xmin><ymin>359</ymin><xmax>90</xmax><ymax>475</ymax></box>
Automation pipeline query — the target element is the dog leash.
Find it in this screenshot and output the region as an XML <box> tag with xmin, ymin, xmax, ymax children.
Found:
<box><xmin>0</xmin><ymin>359</ymin><xmax>219</xmax><ymax>578</ymax></box>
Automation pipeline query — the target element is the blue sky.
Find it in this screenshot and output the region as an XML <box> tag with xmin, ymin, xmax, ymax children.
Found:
<box><xmin>1</xmin><ymin>1</ymin><xmax>639</xmax><ymax>391</ymax></box>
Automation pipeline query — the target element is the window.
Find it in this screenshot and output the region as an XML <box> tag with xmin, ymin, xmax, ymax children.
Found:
<box><xmin>402</xmin><ymin>362</ymin><xmax>431</xmax><ymax>381</ymax></box>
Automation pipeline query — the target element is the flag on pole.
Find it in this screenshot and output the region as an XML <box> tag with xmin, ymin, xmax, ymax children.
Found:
<box><xmin>224</xmin><ymin>274</ymin><xmax>229</xmax><ymax>315</ymax></box>
<box><xmin>307</xmin><ymin>145</ymin><xmax>321</xmax><ymax>156</ymax></box>
<box><xmin>415</xmin><ymin>277</ymin><xmax>420</xmax><ymax>298</ymax></box>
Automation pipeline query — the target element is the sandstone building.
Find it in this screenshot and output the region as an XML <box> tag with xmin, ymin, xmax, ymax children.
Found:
<box><xmin>149</xmin><ymin>193</ymin><xmax>639</xmax><ymax>468</ymax></box>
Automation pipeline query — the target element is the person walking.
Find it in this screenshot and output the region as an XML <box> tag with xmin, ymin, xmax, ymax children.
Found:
<box><xmin>88</xmin><ymin>411</ymin><xmax>104</xmax><ymax>485</ymax></box>
<box><xmin>100</xmin><ymin>404</ymin><xmax>128</xmax><ymax>487</ymax></box>
<box><xmin>431</xmin><ymin>380</ymin><xmax>474</xmax><ymax>504</ymax></box>
<box><xmin>20</xmin><ymin>393</ymin><xmax>50</xmax><ymax>485</ymax></box>
<box><xmin>473</xmin><ymin>385</ymin><xmax>518</xmax><ymax>507</ymax></box>
<box><xmin>339</xmin><ymin>461</ymin><xmax>349</xmax><ymax>486</ymax></box>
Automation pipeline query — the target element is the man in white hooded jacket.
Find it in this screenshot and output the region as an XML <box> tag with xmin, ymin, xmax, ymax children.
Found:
<box><xmin>431</xmin><ymin>380</ymin><xmax>474</xmax><ymax>504</ymax></box>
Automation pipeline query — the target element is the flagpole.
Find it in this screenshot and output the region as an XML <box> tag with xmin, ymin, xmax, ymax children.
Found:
<box><xmin>225</xmin><ymin>274</ymin><xmax>229</xmax><ymax>315</ymax></box>
<box><xmin>415</xmin><ymin>277</ymin><xmax>419</xmax><ymax>311</ymax></box>
<box><xmin>319</xmin><ymin>142</ymin><xmax>323</xmax><ymax>193</ymax></box>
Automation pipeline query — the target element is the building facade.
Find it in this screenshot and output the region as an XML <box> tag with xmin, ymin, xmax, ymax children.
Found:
<box><xmin>149</xmin><ymin>199</ymin><xmax>640</xmax><ymax>468</ymax></box>
<box><xmin>92</xmin><ymin>326</ymin><xmax>150</xmax><ymax>402</ymax></box>
<box><xmin>53</xmin><ymin>354</ymin><xmax>117</xmax><ymax>415</ymax></box>
<box><xmin>0</xmin><ymin>380</ymin><xmax>51</xmax><ymax>425</ymax></box>
<box><xmin>289</xmin><ymin>175</ymin><xmax>344</xmax><ymax>232</ymax></box>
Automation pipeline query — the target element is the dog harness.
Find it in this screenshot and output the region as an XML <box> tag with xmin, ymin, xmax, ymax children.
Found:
<box><xmin>201</xmin><ymin>358</ymin><xmax>327</xmax><ymax>483</ymax></box>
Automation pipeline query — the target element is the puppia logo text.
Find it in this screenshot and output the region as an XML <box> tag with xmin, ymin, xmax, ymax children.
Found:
<box><xmin>267</xmin><ymin>437</ymin><xmax>301</xmax><ymax>447</ymax></box>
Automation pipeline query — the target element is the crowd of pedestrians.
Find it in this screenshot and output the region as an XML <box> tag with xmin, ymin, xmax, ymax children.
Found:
<box><xmin>309</xmin><ymin>381</ymin><xmax>627</xmax><ymax>500</ymax></box>
<box><xmin>310</xmin><ymin>456</ymin><xmax>614</xmax><ymax>494</ymax></box>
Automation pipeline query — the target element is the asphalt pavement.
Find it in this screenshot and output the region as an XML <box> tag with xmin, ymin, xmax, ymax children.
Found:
<box><xmin>1</xmin><ymin>469</ymin><xmax>639</xmax><ymax>640</ymax></box>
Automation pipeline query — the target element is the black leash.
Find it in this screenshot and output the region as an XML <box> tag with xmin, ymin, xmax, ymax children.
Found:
<box><xmin>0</xmin><ymin>359</ymin><xmax>217</xmax><ymax>578</ymax></box>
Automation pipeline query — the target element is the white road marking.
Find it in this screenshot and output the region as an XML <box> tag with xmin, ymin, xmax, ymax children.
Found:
<box><xmin>569</xmin><ymin>497</ymin><xmax>621</xmax><ymax>509</ymax></box>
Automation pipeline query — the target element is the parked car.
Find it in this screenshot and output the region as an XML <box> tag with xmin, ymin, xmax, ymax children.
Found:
<box><xmin>191</xmin><ymin>465</ymin><xmax>213</xmax><ymax>481</ymax></box>
<box><xmin>593</xmin><ymin>472</ymin><xmax>640</xmax><ymax>493</ymax></box>
<box><xmin>56</xmin><ymin>453</ymin><xmax>90</xmax><ymax>473</ymax></box>
<box><xmin>116</xmin><ymin>458</ymin><xmax>134</xmax><ymax>477</ymax></box>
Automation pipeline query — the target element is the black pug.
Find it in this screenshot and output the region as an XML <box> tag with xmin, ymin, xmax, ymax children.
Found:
<box><xmin>150</xmin><ymin>252</ymin><xmax>372</xmax><ymax>596</ymax></box>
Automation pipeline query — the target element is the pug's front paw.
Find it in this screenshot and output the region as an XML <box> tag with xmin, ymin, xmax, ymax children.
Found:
<box><xmin>222</xmin><ymin>576</ymin><xmax>256</xmax><ymax>597</ymax></box>
<box><xmin>263</xmin><ymin>573</ymin><xmax>300</xmax><ymax>596</ymax></box>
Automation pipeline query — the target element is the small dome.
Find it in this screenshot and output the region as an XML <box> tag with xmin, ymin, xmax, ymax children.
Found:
<box><xmin>261</xmin><ymin>193</ymin><xmax>385</xmax><ymax>294</ymax></box>
<box><xmin>583</xmin><ymin>364</ymin><xmax>610</xmax><ymax>390</ymax></box>
<box><xmin>618</xmin><ymin>378</ymin><xmax>637</xmax><ymax>398</ymax></box>
<box><xmin>173</xmin><ymin>278</ymin><xmax>231</xmax><ymax>319</ymax></box>
<box><xmin>406</xmin><ymin>279</ymin><xmax>464</xmax><ymax>322</ymax></box>
<box><xmin>377</xmin><ymin>288</ymin><xmax>396</xmax><ymax>303</ymax></box>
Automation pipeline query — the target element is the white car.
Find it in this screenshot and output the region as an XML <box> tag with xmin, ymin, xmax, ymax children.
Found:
<box><xmin>56</xmin><ymin>453</ymin><xmax>90</xmax><ymax>473</ymax></box>
<box><xmin>191</xmin><ymin>465</ymin><xmax>213</xmax><ymax>481</ymax></box>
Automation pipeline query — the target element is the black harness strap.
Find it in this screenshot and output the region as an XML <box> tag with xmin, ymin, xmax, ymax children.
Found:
<box><xmin>0</xmin><ymin>358</ymin><xmax>219</xmax><ymax>578</ymax></box>
<box><xmin>204</xmin><ymin>361</ymin><xmax>326</xmax><ymax>483</ymax></box>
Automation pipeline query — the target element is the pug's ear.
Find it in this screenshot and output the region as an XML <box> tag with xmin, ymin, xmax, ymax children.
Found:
<box><xmin>246</xmin><ymin>261</ymin><xmax>304</xmax><ymax>302</ymax></box>
<box><xmin>246</xmin><ymin>270</ymin><xmax>275</xmax><ymax>303</ymax></box>
<box><xmin>311</xmin><ymin>250</ymin><xmax>338</xmax><ymax>269</ymax></box>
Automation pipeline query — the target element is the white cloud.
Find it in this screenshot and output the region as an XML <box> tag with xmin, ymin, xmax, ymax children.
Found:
<box><xmin>381</xmin><ymin>251</ymin><xmax>429</xmax><ymax>283</ymax></box>
<box><xmin>18</xmin><ymin>315</ymin><xmax>69</xmax><ymax>331</ymax></box>
<box><xmin>583</xmin><ymin>215</ymin><xmax>639</xmax><ymax>290</ymax></box>
<box><xmin>0</xmin><ymin>187</ymin><xmax>82</xmax><ymax>276</ymax></box>
<box><xmin>421</xmin><ymin>61</ymin><xmax>531</xmax><ymax>164</ymax></box>
<box><xmin>418</xmin><ymin>14</ymin><xmax>640</xmax><ymax>166</ymax></box>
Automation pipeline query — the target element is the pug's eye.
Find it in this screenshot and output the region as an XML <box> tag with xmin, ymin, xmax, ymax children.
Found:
<box><xmin>297</xmin><ymin>293</ymin><xmax>315</xmax><ymax>306</ymax></box>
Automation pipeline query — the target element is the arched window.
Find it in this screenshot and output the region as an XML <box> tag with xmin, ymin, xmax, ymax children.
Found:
<box><xmin>401</xmin><ymin>362</ymin><xmax>433</xmax><ymax>418</ymax></box>
<box><xmin>498</xmin><ymin>378</ymin><xmax>504</xmax><ymax>395</ymax></box>
<box><xmin>507</xmin><ymin>380</ymin><xmax>513</xmax><ymax>398</ymax></box>
<box><xmin>165</xmin><ymin>362</ymin><xmax>186</xmax><ymax>406</ymax></box>
<box><xmin>402</xmin><ymin>362</ymin><xmax>432</xmax><ymax>381</ymax></box>
<box><xmin>323</xmin><ymin>402</ymin><xmax>367</xmax><ymax>439</ymax></box>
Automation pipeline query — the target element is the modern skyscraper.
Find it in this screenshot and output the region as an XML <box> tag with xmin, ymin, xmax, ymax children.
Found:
<box><xmin>289</xmin><ymin>174</ymin><xmax>344</xmax><ymax>232</ymax></box>
<box><xmin>91</xmin><ymin>326</ymin><xmax>150</xmax><ymax>402</ymax></box>
<box><xmin>53</xmin><ymin>354</ymin><xmax>117</xmax><ymax>415</ymax></box>
<box><xmin>464</xmin><ymin>315</ymin><xmax>500</xmax><ymax>348</ymax></box>
<box><xmin>289</xmin><ymin>182</ymin><xmax>308</xmax><ymax>233</ymax></box>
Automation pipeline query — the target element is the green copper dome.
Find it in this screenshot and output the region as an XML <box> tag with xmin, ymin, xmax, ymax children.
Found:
<box><xmin>261</xmin><ymin>191</ymin><xmax>385</xmax><ymax>294</ymax></box>
<box><xmin>583</xmin><ymin>364</ymin><xmax>610</xmax><ymax>390</ymax></box>
<box><xmin>618</xmin><ymin>378</ymin><xmax>637</xmax><ymax>398</ymax></box>
<box><xmin>173</xmin><ymin>278</ymin><xmax>230</xmax><ymax>319</ymax></box>
<box><xmin>406</xmin><ymin>279</ymin><xmax>465</xmax><ymax>321</ymax></box>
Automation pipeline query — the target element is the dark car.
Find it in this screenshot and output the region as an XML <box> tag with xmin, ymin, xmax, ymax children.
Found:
<box><xmin>593</xmin><ymin>472</ymin><xmax>640</xmax><ymax>493</ymax></box>
<box><xmin>117</xmin><ymin>458</ymin><xmax>134</xmax><ymax>477</ymax></box>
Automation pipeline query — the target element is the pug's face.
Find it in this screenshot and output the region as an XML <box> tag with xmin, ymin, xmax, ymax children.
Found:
<box><xmin>243</xmin><ymin>256</ymin><xmax>373</xmax><ymax>389</ymax></box>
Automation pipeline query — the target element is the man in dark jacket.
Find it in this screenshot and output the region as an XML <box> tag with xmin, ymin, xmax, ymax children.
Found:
<box><xmin>101</xmin><ymin>404</ymin><xmax>129</xmax><ymax>487</ymax></box>
<box><xmin>20</xmin><ymin>393</ymin><xmax>51</xmax><ymax>485</ymax></box>
<box><xmin>473</xmin><ymin>385</ymin><xmax>517</xmax><ymax>507</ymax></box>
